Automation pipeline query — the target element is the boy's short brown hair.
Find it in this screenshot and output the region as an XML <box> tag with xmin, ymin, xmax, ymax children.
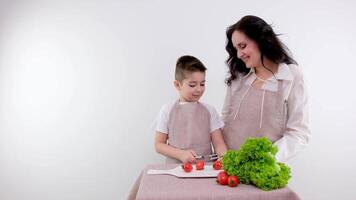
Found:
<box><xmin>175</xmin><ymin>55</ymin><xmax>207</xmax><ymax>82</ymax></box>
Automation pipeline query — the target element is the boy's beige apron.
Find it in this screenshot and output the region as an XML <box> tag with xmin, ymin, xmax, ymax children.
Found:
<box><xmin>166</xmin><ymin>101</ymin><xmax>212</xmax><ymax>163</ymax></box>
<box><xmin>127</xmin><ymin>101</ymin><xmax>213</xmax><ymax>199</ymax></box>
<box><xmin>223</xmin><ymin>80</ymin><xmax>286</xmax><ymax>150</ymax></box>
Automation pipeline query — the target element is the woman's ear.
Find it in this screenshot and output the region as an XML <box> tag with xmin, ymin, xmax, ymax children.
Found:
<box><xmin>174</xmin><ymin>80</ymin><xmax>181</xmax><ymax>90</ymax></box>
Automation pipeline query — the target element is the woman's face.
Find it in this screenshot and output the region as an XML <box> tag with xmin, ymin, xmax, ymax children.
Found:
<box><xmin>231</xmin><ymin>30</ymin><xmax>261</xmax><ymax>68</ymax></box>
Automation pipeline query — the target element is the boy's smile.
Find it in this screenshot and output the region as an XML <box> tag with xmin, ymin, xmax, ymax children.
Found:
<box><xmin>174</xmin><ymin>71</ymin><xmax>206</xmax><ymax>102</ymax></box>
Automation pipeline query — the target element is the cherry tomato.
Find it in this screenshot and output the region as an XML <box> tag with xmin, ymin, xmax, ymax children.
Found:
<box><xmin>181</xmin><ymin>162</ymin><xmax>192</xmax><ymax>172</ymax></box>
<box><xmin>195</xmin><ymin>160</ymin><xmax>205</xmax><ymax>170</ymax></box>
<box><xmin>213</xmin><ymin>160</ymin><xmax>222</xmax><ymax>170</ymax></box>
<box><xmin>227</xmin><ymin>175</ymin><xmax>239</xmax><ymax>187</ymax></box>
<box><xmin>216</xmin><ymin>171</ymin><xmax>229</xmax><ymax>185</ymax></box>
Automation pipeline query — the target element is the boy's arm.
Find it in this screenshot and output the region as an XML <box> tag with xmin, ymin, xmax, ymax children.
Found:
<box><xmin>154</xmin><ymin>131</ymin><xmax>197</xmax><ymax>163</ymax></box>
<box><xmin>211</xmin><ymin>129</ymin><xmax>228</xmax><ymax>157</ymax></box>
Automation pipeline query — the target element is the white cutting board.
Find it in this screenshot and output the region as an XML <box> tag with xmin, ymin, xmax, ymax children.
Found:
<box><xmin>147</xmin><ymin>165</ymin><xmax>223</xmax><ymax>178</ymax></box>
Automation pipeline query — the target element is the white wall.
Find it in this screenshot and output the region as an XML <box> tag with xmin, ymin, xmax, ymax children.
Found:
<box><xmin>1</xmin><ymin>0</ymin><xmax>355</xmax><ymax>199</ymax></box>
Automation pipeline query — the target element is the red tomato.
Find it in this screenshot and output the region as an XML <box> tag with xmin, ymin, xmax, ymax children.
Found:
<box><xmin>195</xmin><ymin>160</ymin><xmax>205</xmax><ymax>170</ymax></box>
<box><xmin>227</xmin><ymin>175</ymin><xmax>239</xmax><ymax>187</ymax></box>
<box><xmin>181</xmin><ymin>162</ymin><xmax>192</xmax><ymax>172</ymax></box>
<box><xmin>213</xmin><ymin>160</ymin><xmax>222</xmax><ymax>170</ymax></box>
<box><xmin>216</xmin><ymin>171</ymin><xmax>229</xmax><ymax>185</ymax></box>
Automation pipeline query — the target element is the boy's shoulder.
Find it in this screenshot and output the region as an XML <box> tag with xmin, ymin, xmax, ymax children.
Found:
<box><xmin>198</xmin><ymin>101</ymin><xmax>219</xmax><ymax>116</ymax></box>
<box><xmin>160</xmin><ymin>101</ymin><xmax>217</xmax><ymax>113</ymax></box>
<box><xmin>198</xmin><ymin>101</ymin><xmax>216</xmax><ymax>110</ymax></box>
<box><xmin>160</xmin><ymin>101</ymin><xmax>218</xmax><ymax>114</ymax></box>
<box><xmin>159</xmin><ymin>101</ymin><xmax>176</xmax><ymax>113</ymax></box>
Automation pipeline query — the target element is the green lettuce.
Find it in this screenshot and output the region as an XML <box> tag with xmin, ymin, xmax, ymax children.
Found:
<box><xmin>222</xmin><ymin>137</ymin><xmax>291</xmax><ymax>191</ymax></box>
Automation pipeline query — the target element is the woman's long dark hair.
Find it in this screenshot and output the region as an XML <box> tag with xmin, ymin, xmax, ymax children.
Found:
<box><xmin>225</xmin><ymin>15</ymin><xmax>297</xmax><ymax>85</ymax></box>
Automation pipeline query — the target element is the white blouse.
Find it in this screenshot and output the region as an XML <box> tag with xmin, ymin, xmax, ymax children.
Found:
<box><xmin>222</xmin><ymin>63</ymin><xmax>311</xmax><ymax>162</ymax></box>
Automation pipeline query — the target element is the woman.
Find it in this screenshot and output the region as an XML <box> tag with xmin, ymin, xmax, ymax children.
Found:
<box><xmin>222</xmin><ymin>15</ymin><xmax>310</xmax><ymax>162</ymax></box>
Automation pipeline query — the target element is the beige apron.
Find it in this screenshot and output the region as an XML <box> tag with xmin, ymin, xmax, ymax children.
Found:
<box><xmin>166</xmin><ymin>101</ymin><xmax>213</xmax><ymax>163</ymax></box>
<box><xmin>127</xmin><ymin>101</ymin><xmax>213</xmax><ymax>199</ymax></box>
<box><xmin>223</xmin><ymin>80</ymin><xmax>286</xmax><ymax>150</ymax></box>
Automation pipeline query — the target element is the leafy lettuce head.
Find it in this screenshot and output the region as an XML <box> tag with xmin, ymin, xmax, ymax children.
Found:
<box><xmin>222</xmin><ymin>137</ymin><xmax>291</xmax><ymax>191</ymax></box>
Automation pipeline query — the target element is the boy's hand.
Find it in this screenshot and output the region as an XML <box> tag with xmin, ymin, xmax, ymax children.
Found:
<box><xmin>179</xmin><ymin>149</ymin><xmax>197</xmax><ymax>163</ymax></box>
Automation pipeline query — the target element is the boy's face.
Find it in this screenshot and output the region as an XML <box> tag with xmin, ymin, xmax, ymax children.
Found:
<box><xmin>174</xmin><ymin>71</ymin><xmax>206</xmax><ymax>102</ymax></box>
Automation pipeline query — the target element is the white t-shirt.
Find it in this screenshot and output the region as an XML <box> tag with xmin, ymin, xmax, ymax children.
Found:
<box><xmin>152</xmin><ymin>101</ymin><xmax>224</xmax><ymax>134</ymax></box>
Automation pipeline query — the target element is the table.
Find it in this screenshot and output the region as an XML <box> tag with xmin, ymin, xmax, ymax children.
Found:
<box><xmin>129</xmin><ymin>164</ymin><xmax>301</xmax><ymax>200</ymax></box>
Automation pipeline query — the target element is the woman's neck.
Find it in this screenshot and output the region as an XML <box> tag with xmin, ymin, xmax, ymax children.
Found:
<box><xmin>254</xmin><ymin>59</ymin><xmax>279</xmax><ymax>80</ymax></box>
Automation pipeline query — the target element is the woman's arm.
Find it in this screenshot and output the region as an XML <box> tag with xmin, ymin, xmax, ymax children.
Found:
<box><xmin>211</xmin><ymin>129</ymin><xmax>228</xmax><ymax>157</ymax></box>
<box><xmin>274</xmin><ymin>69</ymin><xmax>311</xmax><ymax>162</ymax></box>
<box><xmin>221</xmin><ymin>84</ymin><xmax>233</xmax><ymax>123</ymax></box>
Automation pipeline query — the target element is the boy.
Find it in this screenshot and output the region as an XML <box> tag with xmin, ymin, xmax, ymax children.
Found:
<box><xmin>153</xmin><ymin>55</ymin><xmax>227</xmax><ymax>163</ymax></box>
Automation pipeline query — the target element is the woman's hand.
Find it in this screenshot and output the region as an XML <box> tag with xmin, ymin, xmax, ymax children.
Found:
<box><xmin>179</xmin><ymin>149</ymin><xmax>197</xmax><ymax>163</ymax></box>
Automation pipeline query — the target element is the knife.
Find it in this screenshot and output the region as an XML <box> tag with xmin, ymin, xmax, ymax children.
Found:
<box><xmin>195</xmin><ymin>153</ymin><xmax>219</xmax><ymax>161</ymax></box>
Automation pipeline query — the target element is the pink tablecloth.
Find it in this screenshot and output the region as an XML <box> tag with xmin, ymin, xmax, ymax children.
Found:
<box><xmin>128</xmin><ymin>164</ymin><xmax>301</xmax><ymax>200</ymax></box>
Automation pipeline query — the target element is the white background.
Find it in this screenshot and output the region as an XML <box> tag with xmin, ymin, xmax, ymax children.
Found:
<box><xmin>1</xmin><ymin>0</ymin><xmax>356</xmax><ymax>199</ymax></box>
